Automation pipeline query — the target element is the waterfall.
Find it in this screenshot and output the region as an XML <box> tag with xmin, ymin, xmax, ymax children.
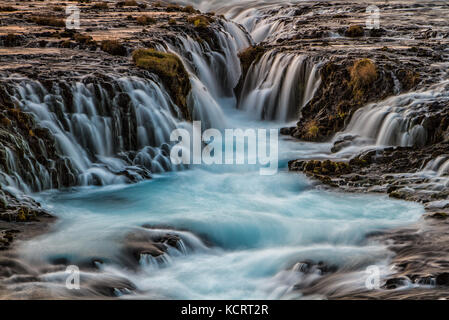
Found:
<box><xmin>165</xmin><ymin>22</ymin><xmax>251</xmax><ymax>113</ymax></box>
<box><xmin>238</xmin><ymin>49</ymin><xmax>322</xmax><ymax>122</ymax></box>
<box><xmin>173</xmin><ymin>0</ymin><xmax>303</xmax><ymax>44</ymax></box>
<box><xmin>423</xmin><ymin>155</ymin><xmax>449</xmax><ymax>177</ymax></box>
<box><xmin>334</xmin><ymin>81</ymin><xmax>449</xmax><ymax>150</ymax></box>
<box><xmin>225</xmin><ymin>3</ymin><xmax>296</xmax><ymax>43</ymax></box>
<box><xmin>0</xmin><ymin>22</ymin><xmax>252</xmax><ymax>193</ymax></box>
<box><xmin>1</xmin><ymin>76</ymin><xmax>189</xmax><ymax>192</ymax></box>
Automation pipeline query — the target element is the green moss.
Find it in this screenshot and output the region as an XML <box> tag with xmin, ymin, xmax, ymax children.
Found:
<box><xmin>350</xmin><ymin>59</ymin><xmax>377</xmax><ymax>87</ymax></box>
<box><xmin>132</xmin><ymin>49</ymin><xmax>191</xmax><ymax>120</ymax></box>
<box><xmin>17</xmin><ymin>208</ymin><xmax>27</xmax><ymax>221</ymax></box>
<box><xmin>349</xmin><ymin>58</ymin><xmax>378</xmax><ymax>101</ymax></box>
<box><xmin>307</xmin><ymin>126</ymin><xmax>319</xmax><ymax>138</ymax></box>
<box><xmin>303</xmin><ymin>120</ymin><xmax>320</xmax><ymax>140</ymax></box>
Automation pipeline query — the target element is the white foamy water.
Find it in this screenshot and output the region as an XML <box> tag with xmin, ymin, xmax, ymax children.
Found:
<box><xmin>17</xmin><ymin>122</ymin><xmax>423</xmax><ymax>299</ymax></box>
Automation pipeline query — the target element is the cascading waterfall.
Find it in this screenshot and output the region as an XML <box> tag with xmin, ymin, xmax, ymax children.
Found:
<box><xmin>238</xmin><ymin>49</ymin><xmax>322</xmax><ymax>121</ymax></box>
<box><xmin>165</xmin><ymin>21</ymin><xmax>251</xmax><ymax>120</ymax></box>
<box><xmin>174</xmin><ymin>0</ymin><xmax>305</xmax><ymax>43</ymax></box>
<box><xmin>2</xmin><ymin>76</ymin><xmax>187</xmax><ymax>192</ymax></box>
<box><xmin>334</xmin><ymin>81</ymin><xmax>449</xmax><ymax>151</ymax></box>
<box><xmin>423</xmin><ymin>155</ymin><xmax>449</xmax><ymax>177</ymax></box>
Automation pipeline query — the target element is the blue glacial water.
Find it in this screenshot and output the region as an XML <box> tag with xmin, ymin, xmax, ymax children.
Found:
<box><xmin>20</xmin><ymin>120</ymin><xmax>424</xmax><ymax>299</ymax></box>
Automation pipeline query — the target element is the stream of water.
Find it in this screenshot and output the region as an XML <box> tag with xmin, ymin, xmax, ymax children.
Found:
<box><xmin>2</xmin><ymin>0</ymin><xmax>429</xmax><ymax>299</ymax></box>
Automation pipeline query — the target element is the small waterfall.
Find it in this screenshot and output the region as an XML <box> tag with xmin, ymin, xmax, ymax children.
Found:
<box><xmin>238</xmin><ymin>50</ymin><xmax>322</xmax><ymax>122</ymax></box>
<box><xmin>226</xmin><ymin>3</ymin><xmax>295</xmax><ymax>43</ymax></box>
<box><xmin>336</xmin><ymin>81</ymin><xmax>449</xmax><ymax>149</ymax></box>
<box><xmin>1</xmin><ymin>77</ymin><xmax>189</xmax><ymax>192</ymax></box>
<box><xmin>0</xmin><ymin>21</ymin><xmax>251</xmax><ymax>193</ymax></box>
<box><xmin>171</xmin><ymin>1</ymin><xmax>297</xmax><ymax>43</ymax></box>
<box><xmin>140</xmin><ymin>253</ymin><xmax>173</xmax><ymax>270</ymax></box>
<box><xmin>423</xmin><ymin>155</ymin><xmax>449</xmax><ymax>177</ymax></box>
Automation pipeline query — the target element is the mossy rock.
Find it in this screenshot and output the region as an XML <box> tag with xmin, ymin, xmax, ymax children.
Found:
<box><xmin>182</xmin><ymin>5</ymin><xmax>197</xmax><ymax>14</ymax></box>
<box><xmin>74</xmin><ymin>33</ymin><xmax>96</xmax><ymax>46</ymax></box>
<box><xmin>132</xmin><ymin>49</ymin><xmax>191</xmax><ymax>120</ymax></box>
<box><xmin>116</xmin><ymin>0</ymin><xmax>138</xmax><ymax>7</ymax></box>
<box><xmin>349</xmin><ymin>59</ymin><xmax>378</xmax><ymax>89</ymax></box>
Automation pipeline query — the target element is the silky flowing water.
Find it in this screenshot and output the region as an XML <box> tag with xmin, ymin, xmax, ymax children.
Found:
<box><xmin>19</xmin><ymin>113</ymin><xmax>424</xmax><ymax>299</ymax></box>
